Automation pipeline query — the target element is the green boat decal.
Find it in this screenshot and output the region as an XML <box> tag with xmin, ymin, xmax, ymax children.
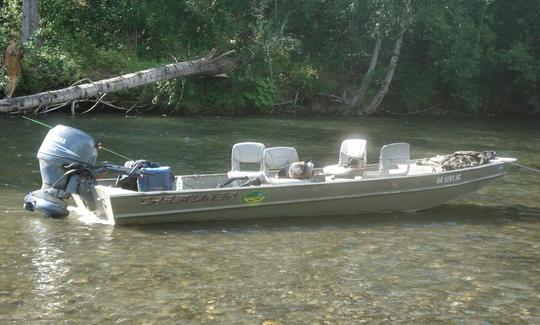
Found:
<box><xmin>242</xmin><ymin>191</ymin><xmax>269</xmax><ymax>204</ymax></box>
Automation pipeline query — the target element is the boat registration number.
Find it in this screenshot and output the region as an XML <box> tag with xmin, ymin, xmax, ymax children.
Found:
<box><xmin>436</xmin><ymin>173</ymin><xmax>462</xmax><ymax>184</ymax></box>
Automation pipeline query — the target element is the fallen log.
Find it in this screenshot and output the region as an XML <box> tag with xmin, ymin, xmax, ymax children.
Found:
<box><xmin>0</xmin><ymin>49</ymin><xmax>237</xmax><ymax>113</ymax></box>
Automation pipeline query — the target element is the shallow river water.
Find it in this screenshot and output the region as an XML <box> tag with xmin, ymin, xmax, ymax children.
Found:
<box><xmin>0</xmin><ymin>115</ymin><xmax>539</xmax><ymax>323</ymax></box>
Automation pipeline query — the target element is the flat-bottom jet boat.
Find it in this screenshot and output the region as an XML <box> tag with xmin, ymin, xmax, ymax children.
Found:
<box><xmin>23</xmin><ymin>125</ymin><xmax>516</xmax><ymax>225</ymax></box>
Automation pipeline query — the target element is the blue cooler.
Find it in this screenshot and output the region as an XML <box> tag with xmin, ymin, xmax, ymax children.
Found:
<box><xmin>137</xmin><ymin>166</ymin><xmax>175</xmax><ymax>192</ymax></box>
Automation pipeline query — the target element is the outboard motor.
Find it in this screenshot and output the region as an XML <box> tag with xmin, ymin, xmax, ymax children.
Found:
<box><xmin>24</xmin><ymin>125</ymin><xmax>98</xmax><ymax>218</ymax></box>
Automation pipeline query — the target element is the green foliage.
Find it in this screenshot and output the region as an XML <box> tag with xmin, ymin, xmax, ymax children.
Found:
<box><xmin>0</xmin><ymin>0</ymin><xmax>538</xmax><ymax>115</ymax></box>
<box><xmin>500</xmin><ymin>42</ymin><xmax>538</xmax><ymax>101</ymax></box>
<box><xmin>20</xmin><ymin>38</ymin><xmax>83</xmax><ymax>92</ymax></box>
<box><xmin>244</xmin><ymin>76</ymin><xmax>276</xmax><ymax>108</ymax></box>
<box><xmin>393</xmin><ymin>0</ymin><xmax>540</xmax><ymax>114</ymax></box>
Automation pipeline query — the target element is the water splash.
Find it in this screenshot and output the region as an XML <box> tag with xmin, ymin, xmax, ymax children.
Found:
<box><xmin>67</xmin><ymin>205</ymin><xmax>114</xmax><ymax>226</ymax></box>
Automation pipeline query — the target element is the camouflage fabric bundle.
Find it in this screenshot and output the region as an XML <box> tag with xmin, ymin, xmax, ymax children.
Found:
<box><xmin>418</xmin><ymin>151</ymin><xmax>490</xmax><ymax>171</ymax></box>
<box><xmin>439</xmin><ymin>151</ymin><xmax>485</xmax><ymax>170</ymax></box>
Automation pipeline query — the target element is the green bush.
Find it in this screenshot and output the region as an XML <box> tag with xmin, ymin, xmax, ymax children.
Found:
<box><xmin>1</xmin><ymin>0</ymin><xmax>538</xmax><ymax>115</ymax></box>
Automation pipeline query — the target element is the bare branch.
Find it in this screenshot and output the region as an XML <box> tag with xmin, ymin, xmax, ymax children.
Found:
<box><xmin>81</xmin><ymin>93</ymin><xmax>108</xmax><ymax>114</ymax></box>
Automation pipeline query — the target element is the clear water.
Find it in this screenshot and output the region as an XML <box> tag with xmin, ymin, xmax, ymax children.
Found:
<box><xmin>1</xmin><ymin>115</ymin><xmax>539</xmax><ymax>323</ymax></box>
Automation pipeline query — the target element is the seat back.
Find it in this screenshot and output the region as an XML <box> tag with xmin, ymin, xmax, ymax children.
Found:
<box><xmin>263</xmin><ymin>147</ymin><xmax>299</xmax><ymax>172</ymax></box>
<box><xmin>230</xmin><ymin>142</ymin><xmax>265</xmax><ymax>172</ymax></box>
<box><xmin>338</xmin><ymin>139</ymin><xmax>367</xmax><ymax>168</ymax></box>
<box><xmin>379</xmin><ymin>143</ymin><xmax>410</xmax><ymax>174</ymax></box>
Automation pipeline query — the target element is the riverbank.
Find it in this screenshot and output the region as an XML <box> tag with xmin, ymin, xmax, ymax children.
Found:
<box><xmin>14</xmin><ymin>106</ymin><xmax>540</xmax><ymax>120</ymax></box>
<box><xmin>2</xmin><ymin>96</ymin><xmax>539</xmax><ymax>119</ymax></box>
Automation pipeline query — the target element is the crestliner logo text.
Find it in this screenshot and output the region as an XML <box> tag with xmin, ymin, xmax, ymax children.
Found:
<box><xmin>139</xmin><ymin>192</ymin><xmax>239</xmax><ymax>205</ymax></box>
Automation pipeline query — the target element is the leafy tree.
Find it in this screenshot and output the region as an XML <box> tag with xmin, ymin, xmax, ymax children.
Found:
<box><xmin>1</xmin><ymin>0</ymin><xmax>538</xmax><ymax>115</ymax></box>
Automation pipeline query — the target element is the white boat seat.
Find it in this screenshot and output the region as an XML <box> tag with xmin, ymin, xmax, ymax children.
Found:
<box><xmin>323</xmin><ymin>139</ymin><xmax>367</xmax><ymax>176</ymax></box>
<box><xmin>364</xmin><ymin>142</ymin><xmax>411</xmax><ymax>177</ymax></box>
<box><xmin>227</xmin><ymin>142</ymin><xmax>265</xmax><ymax>180</ymax></box>
<box><xmin>264</xmin><ymin>147</ymin><xmax>299</xmax><ymax>171</ymax></box>
<box><xmin>263</xmin><ymin>147</ymin><xmax>310</xmax><ymax>184</ymax></box>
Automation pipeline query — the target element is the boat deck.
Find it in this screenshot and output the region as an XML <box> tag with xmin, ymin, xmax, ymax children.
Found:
<box><xmin>95</xmin><ymin>159</ymin><xmax>510</xmax><ymax>194</ymax></box>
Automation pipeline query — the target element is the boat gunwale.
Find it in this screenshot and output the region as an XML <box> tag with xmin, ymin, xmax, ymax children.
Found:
<box><xmin>96</xmin><ymin>158</ymin><xmax>514</xmax><ymax>198</ymax></box>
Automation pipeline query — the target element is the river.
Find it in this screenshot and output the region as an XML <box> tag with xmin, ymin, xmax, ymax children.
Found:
<box><xmin>1</xmin><ymin>115</ymin><xmax>539</xmax><ymax>323</ymax></box>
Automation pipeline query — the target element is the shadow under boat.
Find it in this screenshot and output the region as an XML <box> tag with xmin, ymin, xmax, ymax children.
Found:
<box><xmin>123</xmin><ymin>203</ymin><xmax>540</xmax><ymax>234</ymax></box>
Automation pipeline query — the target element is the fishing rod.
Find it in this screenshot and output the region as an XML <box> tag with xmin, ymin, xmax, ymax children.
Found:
<box><xmin>22</xmin><ymin>115</ymin><xmax>132</xmax><ymax>161</ymax></box>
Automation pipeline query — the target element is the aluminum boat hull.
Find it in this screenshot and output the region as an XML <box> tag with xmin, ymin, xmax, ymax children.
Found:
<box><xmin>72</xmin><ymin>158</ymin><xmax>515</xmax><ymax>225</ymax></box>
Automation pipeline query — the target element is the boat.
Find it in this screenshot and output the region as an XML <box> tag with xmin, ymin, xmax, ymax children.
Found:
<box><xmin>23</xmin><ymin>125</ymin><xmax>517</xmax><ymax>225</ymax></box>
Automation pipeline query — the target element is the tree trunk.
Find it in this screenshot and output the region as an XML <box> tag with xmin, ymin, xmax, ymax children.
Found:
<box><xmin>361</xmin><ymin>26</ymin><xmax>405</xmax><ymax>115</ymax></box>
<box><xmin>22</xmin><ymin>0</ymin><xmax>39</xmax><ymax>43</ymax></box>
<box><xmin>362</xmin><ymin>0</ymin><xmax>410</xmax><ymax>115</ymax></box>
<box><xmin>351</xmin><ymin>34</ymin><xmax>382</xmax><ymax>109</ymax></box>
<box><xmin>0</xmin><ymin>50</ymin><xmax>237</xmax><ymax>113</ymax></box>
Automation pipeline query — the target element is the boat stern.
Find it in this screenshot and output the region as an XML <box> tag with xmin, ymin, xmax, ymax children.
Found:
<box><xmin>72</xmin><ymin>185</ymin><xmax>116</xmax><ymax>225</ymax></box>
